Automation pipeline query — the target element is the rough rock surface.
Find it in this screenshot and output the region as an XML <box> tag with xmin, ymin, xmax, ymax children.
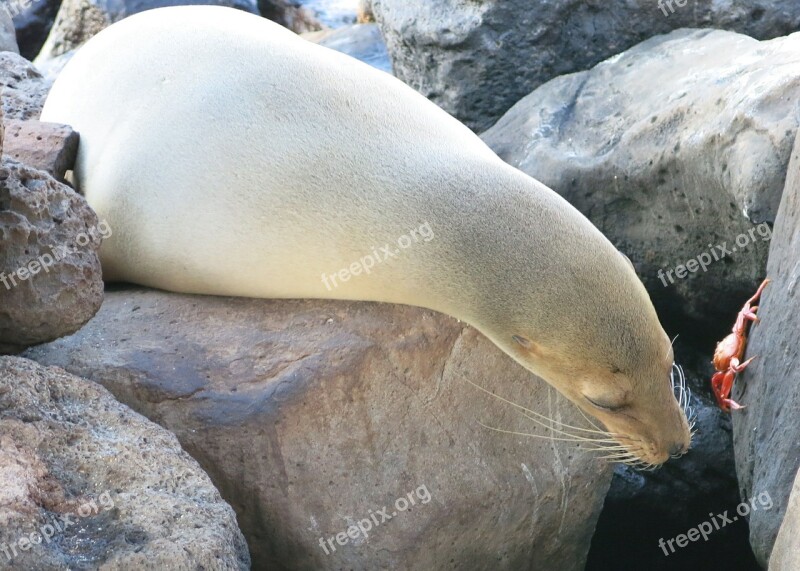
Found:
<box><xmin>35</xmin><ymin>0</ymin><xmax>259</xmax><ymax>65</ymax></box>
<box><xmin>0</xmin><ymin>356</ymin><xmax>250</xmax><ymax>569</ymax></box>
<box><xmin>0</xmin><ymin>51</ymin><xmax>50</xmax><ymax>120</ymax></box>
<box><xmin>372</xmin><ymin>0</ymin><xmax>800</xmax><ymax>132</ymax></box>
<box><xmin>0</xmin><ymin>6</ymin><xmax>19</xmax><ymax>53</ymax></box>
<box><xmin>770</xmin><ymin>468</ymin><xmax>800</xmax><ymax>571</ymax></box>
<box><xmin>26</xmin><ymin>287</ymin><xmax>614</xmax><ymax>571</ymax></box>
<box><xmin>10</xmin><ymin>0</ymin><xmax>61</xmax><ymax>59</ymax></box>
<box><xmin>2</xmin><ymin>120</ymin><xmax>79</xmax><ymax>181</ymax></box>
<box><xmin>732</xmin><ymin>130</ymin><xmax>800</xmax><ymax>567</ymax></box>
<box><xmin>0</xmin><ymin>157</ymin><xmax>104</xmax><ymax>353</ymax></box>
<box><xmin>304</xmin><ymin>23</ymin><xmax>391</xmax><ymax>74</ymax></box>
<box><xmin>482</xmin><ymin>29</ymin><xmax>799</xmax><ymax>335</ymax></box>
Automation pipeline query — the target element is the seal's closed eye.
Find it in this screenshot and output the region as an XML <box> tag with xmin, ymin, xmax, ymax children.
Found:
<box><xmin>585</xmin><ymin>395</ymin><xmax>627</xmax><ymax>412</ymax></box>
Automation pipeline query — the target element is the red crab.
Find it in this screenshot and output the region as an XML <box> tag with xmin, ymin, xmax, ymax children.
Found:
<box><xmin>711</xmin><ymin>278</ymin><xmax>770</xmax><ymax>412</ymax></box>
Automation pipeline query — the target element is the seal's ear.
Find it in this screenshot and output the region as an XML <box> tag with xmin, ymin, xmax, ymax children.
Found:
<box><xmin>512</xmin><ymin>335</ymin><xmax>532</xmax><ymax>349</ymax></box>
<box><xmin>512</xmin><ymin>335</ymin><xmax>545</xmax><ymax>358</ymax></box>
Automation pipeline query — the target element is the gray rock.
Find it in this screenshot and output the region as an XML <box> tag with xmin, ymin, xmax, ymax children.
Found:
<box><xmin>0</xmin><ymin>5</ymin><xmax>20</xmax><ymax>53</ymax></box>
<box><xmin>304</xmin><ymin>23</ymin><xmax>391</xmax><ymax>74</ymax></box>
<box><xmin>35</xmin><ymin>0</ymin><xmax>259</xmax><ymax>64</ymax></box>
<box><xmin>372</xmin><ymin>0</ymin><xmax>800</xmax><ymax>132</ymax></box>
<box><xmin>0</xmin><ymin>157</ymin><xmax>104</xmax><ymax>354</ymax></box>
<box><xmin>26</xmin><ymin>287</ymin><xmax>614</xmax><ymax>571</ymax></box>
<box><xmin>0</xmin><ymin>356</ymin><xmax>250</xmax><ymax>569</ymax></box>
<box><xmin>482</xmin><ymin>29</ymin><xmax>800</xmax><ymax>332</ymax></box>
<box><xmin>0</xmin><ymin>51</ymin><xmax>51</xmax><ymax>120</ymax></box>
<box><xmin>770</xmin><ymin>468</ymin><xmax>800</xmax><ymax>571</ymax></box>
<box><xmin>732</xmin><ymin>129</ymin><xmax>800</xmax><ymax>567</ymax></box>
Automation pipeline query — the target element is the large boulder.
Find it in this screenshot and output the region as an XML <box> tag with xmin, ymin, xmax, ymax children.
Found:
<box><xmin>0</xmin><ymin>51</ymin><xmax>51</xmax><ymax>120</ymax></box>
<box><xmin>26</xmin><ymin>287</ymin><xmax>614</xmax><ymax>571</ymax></box>
<box><xmin>732</xmin><ymin>130</ymin><xmax>800</xmax><ymax>567</ymax></box>
<box><xmin>770</xmin><ymin>468</ymin><xmax>800</xmax><ymax>571</ymax></box>
<box><xmin>35</xmin><ymin>0</ymin><xmax>259</xmax><ymax>65</ymax></box>
<box><xmin>372</xmin><ymin>1</ymin><xmax>800</xmax><ymax>132</ymax></box>
<box><xmin>0</xmin><ymin>157</ymin><xmax>105</xmax><ymax>354</ymax></box>
<box><xmin>481</xmin><ymin>29</ymin><xmax>800</xmax><ymax>336</ymax></box>
<box><xmin>0</xmin><ymin>356</ymin><xmax>250</xmax><ymax>569</ymax></box>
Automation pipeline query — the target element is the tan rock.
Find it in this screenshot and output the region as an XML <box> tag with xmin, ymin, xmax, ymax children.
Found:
<box><xmin>2</xmin><ymin>120</ymin><xmax>78</xmax><ymax>182</ymax></box>
<box><xmin>0</xmin><ymin>356</ymin><xmax>250</xmax><ymax>569</ymax></box>
<box><xmin>26</xmin><ymin>288</ymin><xmax>614</xmax><ymax>570</ymax></box>
<box><xmin>0</xmin><ymin>157</ymin><xmax>104</xmax><ymax>353</ymax></box>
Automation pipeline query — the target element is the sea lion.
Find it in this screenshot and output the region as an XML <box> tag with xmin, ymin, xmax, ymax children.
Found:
<box><xmin>41</xmin><ymin>5</ymin><xmax>690</xmax><ymax>466</ymax></box>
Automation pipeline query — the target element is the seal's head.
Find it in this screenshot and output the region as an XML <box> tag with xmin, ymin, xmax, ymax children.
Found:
<box><xmin>507</xmin><ymin>329</ymin><xmax>691</xmax><ymax>468</ymax></box>
<box><xmin>476</xmin><ymin>240</ymin><xmax>692</xmax><ymax>468</ymax></box>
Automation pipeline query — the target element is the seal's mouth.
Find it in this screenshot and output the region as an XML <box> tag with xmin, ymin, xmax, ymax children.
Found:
<box><xmin>599</xmin><ymin>364</ymin><xmax>696</xmax><ymax>470</ymax></box>
<box><xmin>465</xmin><ymin>363</ymin><xmax>695</xmax><ymax>471</ymax></box>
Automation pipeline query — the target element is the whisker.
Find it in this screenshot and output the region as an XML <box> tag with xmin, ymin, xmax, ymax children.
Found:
<box><xmin>515</xmin><ymin>411</ymin><xmax>620</xmax><ymax>443</ymax></box>
<box><xmin>464</xmin><ymin>379</ymin><xmax>620</xmax><ymax>436</ymax></box>
<box><xmin>475</xmin><ymin>421</ymin><xmax>613</xmax><ymax>443</ymax></box>
<box><xmin>577</xmin><ymin>407</ymin><xmax>605</xmax><ymax>432</ymax></box>
<box><xmin>466</xmin><ymin>379</ymin><xmax>656</xmax><ymax>468</ymax></box>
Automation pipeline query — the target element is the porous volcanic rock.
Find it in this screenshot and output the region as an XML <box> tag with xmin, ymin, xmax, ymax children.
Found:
<box><xmin>0</xmin><ymin>157</ymin><xmax>104</xmax><ymax>353</ymax></box>
<box><xmin>0</xmin><ymin>356</ymin><xmax>250</xmax><ymax>569</ymax></box>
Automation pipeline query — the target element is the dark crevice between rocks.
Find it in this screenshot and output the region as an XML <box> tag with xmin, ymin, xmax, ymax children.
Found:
<box><xmin>585</xmin><ymin>337</ymin><xmax>763</xmax><ymax>571</ymax></box>
<box><xmin>585</xmin><ymin>482</ymin><xmax>760</xmax><ymax>570</ymax></box>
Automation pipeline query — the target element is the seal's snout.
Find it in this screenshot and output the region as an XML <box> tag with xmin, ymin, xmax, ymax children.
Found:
<box><xmin>668</xmin><ymin>441</ymin><xmax>687</xmax><ymax>458</ymax></box>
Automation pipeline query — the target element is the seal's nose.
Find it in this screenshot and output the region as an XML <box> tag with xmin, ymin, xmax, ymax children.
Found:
<box><xmin>669</xmin><ymin>442</ymin><xmax>687</xmax><ymax>457</ymax></box>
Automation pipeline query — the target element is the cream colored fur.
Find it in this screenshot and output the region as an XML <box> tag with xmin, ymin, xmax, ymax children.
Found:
<box><xmin>42</xmin><ymin>6</ymin><xmax>689</xmax><ymax>464</ymax></box>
